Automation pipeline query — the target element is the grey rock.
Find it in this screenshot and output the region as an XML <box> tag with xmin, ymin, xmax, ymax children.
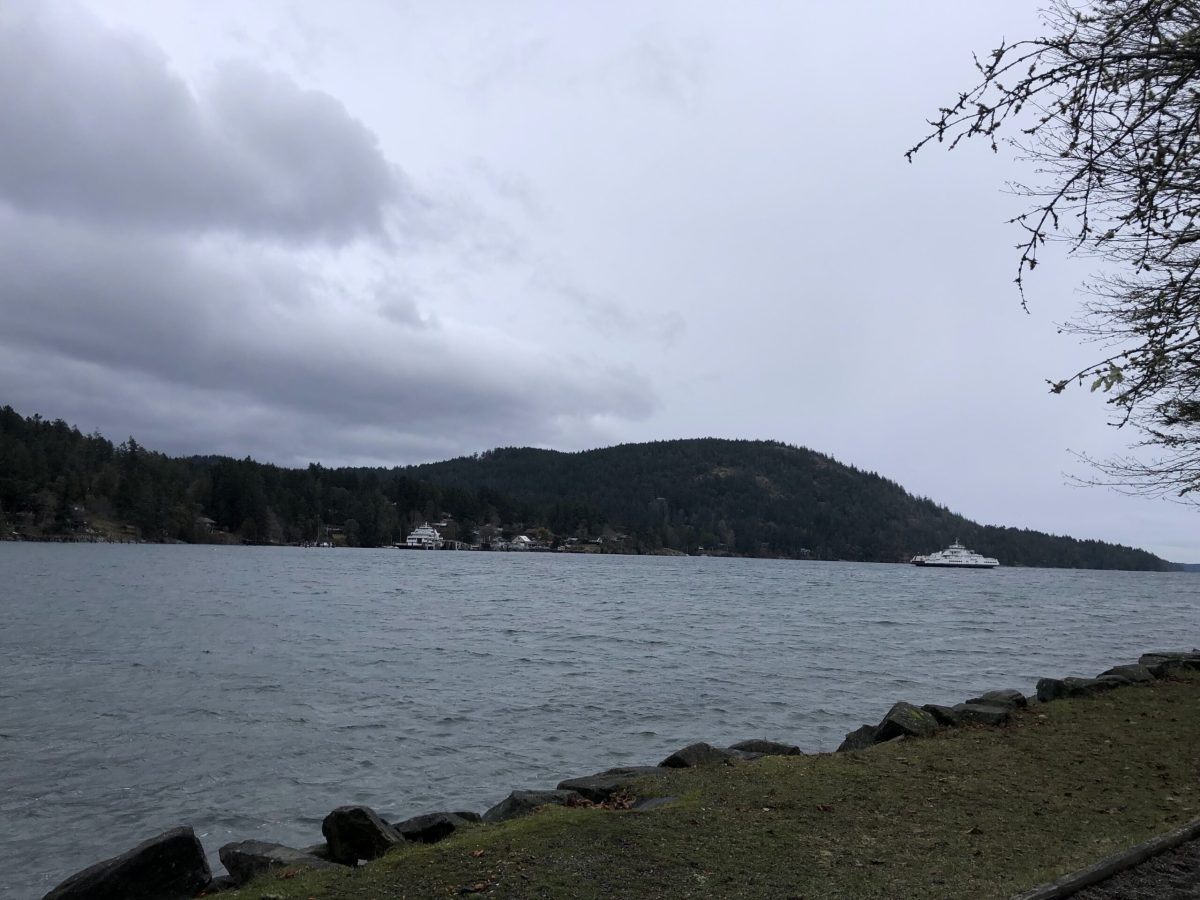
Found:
<box><xmin>875</xmin><ymin>702</ymin><xmax>938</xmax><ymax>741</ymax></box>
<box><xmin>1036</xmin><ymin>676</ymin><xmax>1120</xmax><ymax>702</ymax></box>
<box><xmin>1099</xmin><ymin>664</ymin><xmax>1154</xmax><ymax>684</ymax></box>
<box><xmin>724</xmin><ymin>748</ymin><xmax>765</xmax><ymax>761</ymax></box>
<box><xmin>659</xmin><ymin>742</ymin><xmax>738</xmax><ymax>768</ymax></box>
<box><xmin>557</xmin><ymin>767</ymin><xmax>670</xmax><ymax>802</ymax></box>
<box><xmin>321</xmin><ymin>805</ymin><xmax>405</xmax><ymax>865</ymax></box>
<box><xmin>43</xmin><ymin>826</ymin><xmax>211</xmax><ymax>900</ymax></box>
<box><xmin>728</xmin><ymin>739</ymin><xmax>802</xmax><ymax>756</ymax></box>
<box><xmin>952</xmin><ymin>702</ymin><xmax>1013</xmax><ymax>726</ymax></box>
<box><xmin>218</xmin><ymin>841</ymin><xmax>336</xmax><ymax>885</ymax></box>
<box><xmin>966</xmin><ymin>689</ymin><xmax>1028</xmax><ymax>709</ymax></box>
<box><xmin>1145</xmin><ymin>661</ymin><xmax>1175</xmax><ymax>679</ymax></box>
<box><xmin>451</xmin><ymin>811</ymin><xmax>483</xmax><ymax>823</ymax></box>
<box><xmin>1139</xmin><ymin>651</ymin><xmax>1200</xmax><ymax>672</ymax></box>
<box><xmin>482</xmin><ymin>789</ymin><xmax>585</xmax><ymax>824</ymax></box>
<box><xmin>301</xmin><ymin>842</ymin><xmax>333</xmax><ymax>861</ymax></box>
<box><xmin>836</xmin><ymin>724</ymin><xmax>879</xmax><ymax>752</ymax></box>
<box><xmin>921</xmin><ymin>704</ymin><xmax>961</xmax><ymax>727</ymax></box>
<box><xmin>393</xmin><ymin>812</ymin><xmax>475</xmax><ymax>844</ymax></box>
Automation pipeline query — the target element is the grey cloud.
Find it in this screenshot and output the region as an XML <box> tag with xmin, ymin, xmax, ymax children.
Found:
<box><xmin>619</xmin><ymin>34</ymin><xmax>708</xmax><ymax>106</ymax></box>
<box><xmin>0</xmin><ymin>210</ymin><xmax>656</xmax><ymax>461</ymax></box>
<box><xmin>0</xmin><ymin>1</ymin><xmax>399</xmax><ymax>242</ymax></box>
<box><xmin>527</xmin><ymin>271</ymin><xmax>688</xmax><ymax>349</ymax></box>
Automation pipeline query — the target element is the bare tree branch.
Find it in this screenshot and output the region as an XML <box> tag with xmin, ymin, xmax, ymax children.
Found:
<box><xmin>911</xmin><ymin>0</ymin><xmax>1200</xmax><ymax>502</ymax></box>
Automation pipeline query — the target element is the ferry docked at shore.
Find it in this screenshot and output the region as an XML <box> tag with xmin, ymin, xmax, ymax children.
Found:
<box><xmin>911</xmin><ymin>540</ymin><xmax>999</xmax><ymax>569</ymax></box>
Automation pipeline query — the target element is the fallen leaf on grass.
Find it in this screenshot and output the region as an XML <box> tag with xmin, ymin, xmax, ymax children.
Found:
<box><xmin>469</xmin><ymin>849</ymin><xmax>486</xmax><ymax>858</ymax></box>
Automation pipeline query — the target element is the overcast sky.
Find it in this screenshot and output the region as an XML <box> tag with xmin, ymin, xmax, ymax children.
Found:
<box><xmin>2</xmin><ymin>1</ymin><xmax>1196</xmax><ymax>561</ymax></box>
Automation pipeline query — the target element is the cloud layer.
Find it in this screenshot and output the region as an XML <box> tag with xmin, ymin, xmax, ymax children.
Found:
<box><xmin>0</xmin><ymin>0</ymin><xmax>655</xmax><ymax>464</ymax></box>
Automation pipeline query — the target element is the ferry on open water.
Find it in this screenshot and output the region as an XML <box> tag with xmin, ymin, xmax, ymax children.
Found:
<box><xmin>911</xmin><ymin>540</ymin><xmax>999</xmax><ymax>569</ymax></box>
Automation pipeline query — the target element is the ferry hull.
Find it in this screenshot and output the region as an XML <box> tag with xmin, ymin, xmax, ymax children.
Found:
<box><xmin>912</xmin><ymin>561</ymin><xmax>997</xmax><ymax>569</ymax></box>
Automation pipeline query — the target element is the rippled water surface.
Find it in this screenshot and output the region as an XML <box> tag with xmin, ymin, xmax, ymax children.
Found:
<box><xmin>2</xmin><ymin>544</ymin><xmax>1197</xmax><ymax>897</ymax></box>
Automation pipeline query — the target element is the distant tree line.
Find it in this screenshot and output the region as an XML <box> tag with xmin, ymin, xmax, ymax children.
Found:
<box><xmin>407</xmin><ymin>440</ymin><xmax>1171</xmax><ymax>570</ymax></box>
<box><xmin>0</xmin><ymin>406</ymin><xmax>507</xmax><ymax>547</ymax></box>
<box><xmin>0</xmin><ymin>405</ymin><xmax>1171</xmax><ymax>569</ymax></box>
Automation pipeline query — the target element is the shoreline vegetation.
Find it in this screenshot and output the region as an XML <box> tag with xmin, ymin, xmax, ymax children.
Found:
<box><xmin>0</xmin><ymin>405</ymin><xmax>1181</xmax><ymax>570</ymax></box>
<box><xmin>44</xmin><ymin>652</ymin><xmax>1200</xmax><ymax>900</ymax></box>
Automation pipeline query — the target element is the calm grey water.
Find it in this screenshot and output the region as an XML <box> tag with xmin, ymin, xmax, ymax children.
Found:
<box><xmin>1</xmin><ymin>544</ymin><xmax>1197</xmax><ymax>898</ymax></box>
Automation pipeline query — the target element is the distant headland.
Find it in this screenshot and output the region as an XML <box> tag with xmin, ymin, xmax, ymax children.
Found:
<box><xmin>0</xmin><ymin>404</ymin><xmax>1179</xmax><ymax>570</ymax></box>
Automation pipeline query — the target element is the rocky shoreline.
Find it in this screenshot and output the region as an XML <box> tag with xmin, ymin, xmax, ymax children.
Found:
<box><xmin>42</xmin><ymin>649</ymin><xmax>1200</xmax><ymax>899</ymax></box>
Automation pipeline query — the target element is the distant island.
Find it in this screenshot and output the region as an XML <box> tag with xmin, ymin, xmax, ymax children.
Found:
<box><xmin>0</xmin><ymin>404</ymin><xmax>1176</xmax><ymax>570</ymax></box>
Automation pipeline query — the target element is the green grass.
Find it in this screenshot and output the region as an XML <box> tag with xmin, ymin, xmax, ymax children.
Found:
<box><xmin>225</xmin><ymin>672</ymin><xmax>1200</xmax><ymax>899</ymax></box>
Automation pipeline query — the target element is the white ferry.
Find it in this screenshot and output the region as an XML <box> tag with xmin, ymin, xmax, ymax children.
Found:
<box><xmin>911</xmin><ymin>540</ymin><xmax>999</xmax><ymax>569</ymax></box>
<box><xmin>405</xmin><ymin>523</ymin><xmax>444</xmax><ymax>549</ymax></box>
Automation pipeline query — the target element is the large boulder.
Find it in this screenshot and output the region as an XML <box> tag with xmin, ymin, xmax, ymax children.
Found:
<box><xmin>836</xmin><ymin>724</ymin><xmax>879</xmax><ymax>752</ymax></box>
<box><xmin>393</xmin><ymin>811</ymin><xmax>476</xmax><ymax>844</ymax></box>
<box><xmin>482</xmin><ymin>789</ymin><xmax>585</xmax><ymax>824</ymax></box>
<box><xmin>921</xmin><ymin>704</ymin><xmax>961</xmax><ymax>727</ymax></box>
<box><xmin>723</xmin><ymin>748</ymin><xmax>765</xmax><ymax>761</ymax></box>
<box><xmin>1036</xmin><ymin>676</ymin><xmax>1120</xmax><ymax>702</ymax></box>
<box><xmin>729</xmin><ymin>739</ymin><xmax>802</xmax><ymax>756</ymax></box>
<box><xmin>218</xmin><ymin>841</ymin><xmax>337</xmax><ymax>885</ymax></box>
<box><xmin>952</xmin><ymin>702</ymin><xmax>1013</xmax><ymax>726</ymax></box>
<box><xmin>1139</xmin><ymin>651</ymin><xmax>1200</xmax><ymax>673</ymax></box>
<box><xmin>43</xmin><ymin>826</ymin><xmax>211</xmax><ymax>900</ymax></box>
<box><xmin>965</xmin><ymin>689</ymin><xmax>1027</xmax><ymax>709</ymax></box>
<box><xmin>557</xmin><ymin>767</ymin><xmax>670</xmax><ymax>802</ymax></box>
<box><xmin>321</xmin><ymin>805</ymin><xmax>405</xmax><ymax>865</ymax></box>
<box><xmin>659</xmin><ymin>742</ymin><xmax>738</xmax><ymax>768</ymax></box>
<box><xmin>1098</xmin><ymin>664</ymin><xmax>1154</xmax><ymax>684</ymax></box>
<box><xmin>875</xmin><ymin>702</ymin><xmax>938</xmax><ymax>741</ymax></box>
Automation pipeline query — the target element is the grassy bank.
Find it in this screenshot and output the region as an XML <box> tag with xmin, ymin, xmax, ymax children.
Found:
<box><xmin>226</xmin><ymin>672</ymin><xmax>1200</xmax><ymax>899</ymax></box>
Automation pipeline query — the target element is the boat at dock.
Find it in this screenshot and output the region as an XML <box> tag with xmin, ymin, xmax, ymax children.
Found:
<box><xmin>911</xmin><ymin>540</ymin><xmax>999</xmax><ymax>569</ymax></box>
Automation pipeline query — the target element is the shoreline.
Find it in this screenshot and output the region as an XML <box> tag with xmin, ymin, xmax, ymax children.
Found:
<box><xmin>42</xmin><ymin>650</ymin><xmax>1200</xmax><ymax>899</ymax></box>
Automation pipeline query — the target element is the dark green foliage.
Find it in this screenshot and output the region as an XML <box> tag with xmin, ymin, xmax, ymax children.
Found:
<box><xmin>0</xmin><ymin>405</ymin><xmax>1168</xmax><ymax>568</ymax></box>
<box><xmin>406</xmin><ymin>439</ymin><xmax>1167</xmax><ymax>569</ymax></box>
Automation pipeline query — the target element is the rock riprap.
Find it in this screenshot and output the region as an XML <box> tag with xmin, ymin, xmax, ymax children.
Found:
<box><xmin>321</xmin><ymin>805</ymin><xmax>405</xmax><ymax>865</ymax></box>
<box><xmin>836</xmin><ymin>724</ymin><xmax>880</xmax><ymax>752</ymax></box>
<box><xmin>1036</xmin><ymin>676</ymin><xmax>1120</xmax><ymax>702</ymax></box>
<box><xmin>952</xmin><ymin>702</ymin><xmax>1013</xmax><ymax>726</ymax></box>
<box><xmin>875</xmin><ymin>702</ymin><xmax>939</xmax><ymax>741</ymax></box>
<box><xmin>966</xmin><ymin>689</ymin><xmax>1028</xmax><ymax>708</ymax></box>
<box><xmin>921</xmin><ymin>704</ymin><xmax>961</xmax><ymax>727</ymax></box>
<box><xmin>42</xmin><ymin>826</ymin><xmax>211</xmax><ymax>900</ymax></box>
<box><xmin>659</xmin><ymin>742</ymin><xmax>739</xmax><ymax>768</ymax></box>
<box><xmin>483</xmin><ymin>789</ymin><xmax>585</xmax><ymax>823</ymax></box>
<box><xmin>729</xmin><ymin>739</ymin><xmax>802</xmax><ymax>756</ymax></box>
<box><xmin>1139</xmin><ymin>650</ymin><xmax>1200</xmax><ymax>673</ymax></box>
<box><xmin>393</xmin><ymin>811</ymin><xmax>479</xmax><ymax>844</ymax></box>
<box><xmin>557</xmin><ymin>766</ymin><xmax>670</xmax><ymax>802</ymax></box>
<box><xmin>218</xmin><ymin>840</ymin><xmax>337</xmax><ymax>884</ymax></box>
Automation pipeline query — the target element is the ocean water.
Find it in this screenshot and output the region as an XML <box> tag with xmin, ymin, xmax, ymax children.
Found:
<box><xmin>1</xmin><ymin>544</ymin><xmax>1196</xmax><ymax>898</ymax></box>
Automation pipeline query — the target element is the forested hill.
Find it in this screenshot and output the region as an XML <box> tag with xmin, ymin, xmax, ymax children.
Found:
<box><xmin>0</xmin><ymin>405</ymin><xmax>1170</xmax><ymax>569</ymax></box>
<box><xmin>407</xmin><ymin>439</ymin><xmax>1168</xmax><ymax>570</ymax></box>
